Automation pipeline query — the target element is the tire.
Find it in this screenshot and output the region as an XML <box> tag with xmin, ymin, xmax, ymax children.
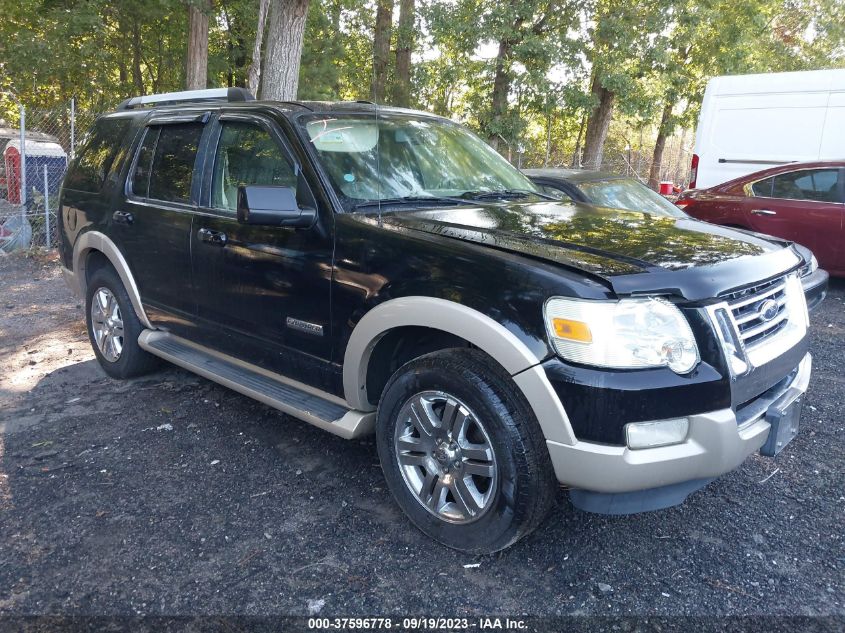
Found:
<box><xmin>85</xmin><ymin>265</ymin><xmax>159</xmax><ymax>379</ymax></box>
<box><xmin>375</xmin><ymin>348</ymin><xmax>557</xmax><ymax>553</ymax></box>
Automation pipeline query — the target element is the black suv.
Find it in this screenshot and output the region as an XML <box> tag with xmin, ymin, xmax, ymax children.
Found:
<box><xmin>59</xmin><ymin>88</ymin><xmax>815</xmax><ymax>553</ymax></box>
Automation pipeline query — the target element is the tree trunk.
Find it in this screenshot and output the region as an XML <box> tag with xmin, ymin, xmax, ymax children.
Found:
<box><xmin>185</xmin><ymin>0</ymin><xmax>210</xmax><ymax>90</ymax></box>
<box><xmin>262</xmin><ymin>0</ymin><xmax>310</xmax><ymax>100</ymax></box>
<box><xmin>392</xmin><ymin>0</ymin><xmax>414</xmax><ymax>107</ymax></box>
<box><xmin>648</xmin><ymin>101</ymin><xmax>674</xmax><ymax>190</ymax></box>
<box><xmin>582</xmin><ymin>72</ymin><xmax>616</xmax><ymax>170</ymax></box>
<box><xmin>330</xmin><ymin>0</ymin><xmax>342</xmax><ymax>95</ymax></box>
<box><xmin>132</xmin><ymin>19</ymin><xmax>145</xmax><ymax>94</ymax></box>
<box><xmin>248</xmin><ymin>0</ymin><xmax>270</xmax><ymax>96</ymax></box>
<box><xmin>118</xmin><ymin>34</ymin><xmax>128</xmax><ymax>87</ymax></box>
<box><xmin>674</xmin><ymin>127</ymin><xmax>688</xmax><ymax>185</ymax></box>
<box><xmin>488</xmin><ymin>39</ymin><xmax>511</xmax><ymax>150</ymax></box>
<box><xmin>572</xmin><ymin>110</ymin><xmax>586</xmax><ymax>167</ymax></box>
<box><xmin>117</xmin><ymin>12</ymin><xmax>129</xmax><ymax>88</ymax></box>
<box><xmin>372</xmin><ymin>0</ymin><xmax>393</xmax><ymax>103</ymax></box>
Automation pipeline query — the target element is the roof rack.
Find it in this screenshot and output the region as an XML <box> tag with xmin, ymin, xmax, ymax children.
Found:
<box><xmin>117</xmin><ymin>87</ymin><xmax>255</xmax><ymax>111</ymax></box>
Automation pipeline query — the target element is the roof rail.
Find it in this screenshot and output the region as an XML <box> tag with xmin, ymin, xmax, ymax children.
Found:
<box><xmin>117</xmin><ymin>87</ymin><xmax>255</xmax><ymax>111</ymax></box>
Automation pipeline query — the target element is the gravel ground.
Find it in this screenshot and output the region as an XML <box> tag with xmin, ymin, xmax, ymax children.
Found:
<box><xmin>0</xmin><ymin>252</ymin><xmax>843</xmax><ymax>623</ymax></box>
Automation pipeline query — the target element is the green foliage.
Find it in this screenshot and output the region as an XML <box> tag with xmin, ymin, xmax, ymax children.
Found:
<box><xmin>0</xmin><ymin>0</ymin><xmax>842</xmax><ymax>170</ymax></box>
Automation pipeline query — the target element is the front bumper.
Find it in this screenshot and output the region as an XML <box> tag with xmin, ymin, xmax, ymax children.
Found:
<box><xmin>545</xmin><ymin>352</ymin><xmax>811</xmax><ymax>498</ymax></box>
<box><xmin>802</xmin><ymin>267</ymin><xmax>828</xmax><ymax>312</ymax></box>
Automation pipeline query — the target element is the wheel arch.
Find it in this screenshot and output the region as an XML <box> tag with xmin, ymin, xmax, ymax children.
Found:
<box><xmin>72</xmin><ymin>230</ymin><xmax>153</xmax><ymax>329</ymax></box>
<box><xmin>343</xmin><ymin>297</ymin><xmax>576</xmax><ymax>445</ymax></box>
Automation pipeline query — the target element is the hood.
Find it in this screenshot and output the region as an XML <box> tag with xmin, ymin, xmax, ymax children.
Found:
<box><xmin>367</xmin><ymin>200</ymin><xmax>801</xmax><ymax>301</ymax></box>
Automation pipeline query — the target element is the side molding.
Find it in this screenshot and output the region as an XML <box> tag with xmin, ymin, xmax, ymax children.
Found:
<box><xmin>342</xmin><ymin>296</ymin><xmax>577</xmax><ymax>445</ymax></box>
<box><xmin>72</xmin><ymin>231</ymin><xmax>154</xmax><ymax>329</ymax></box>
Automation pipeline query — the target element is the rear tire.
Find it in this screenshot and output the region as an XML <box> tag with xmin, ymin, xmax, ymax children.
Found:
<box><xmin>85</xmin><ymin>265</ymin><xmax>159</xmax><ymax>379</ymax></box>
<box><xmin>375</xmin><ymin>349</ymin><xmax>557</xmax><ymax>553</ymax></box>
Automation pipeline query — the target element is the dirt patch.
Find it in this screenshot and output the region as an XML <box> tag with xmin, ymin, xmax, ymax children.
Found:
<box><xmin>0</xmin><ymin>251</ymin><xmax>92</xmax><ymax>407</ymax></box>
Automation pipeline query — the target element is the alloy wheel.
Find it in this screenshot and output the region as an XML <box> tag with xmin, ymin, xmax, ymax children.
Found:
<box><xmin>393</xmin><ymin>391</ymin><xmax>497</xmax><ymax>524</ymax></box>
<box><xmin>90</xmin><ymin>287</ymin><xmax>124</xmax><ymax>362</ymax></box>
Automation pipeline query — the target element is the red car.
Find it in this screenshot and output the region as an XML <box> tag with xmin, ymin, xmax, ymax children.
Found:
<box><xmin>677</xmin><ymin>161</ymin><xmax>845</xmax><ymax>277</ymax></box>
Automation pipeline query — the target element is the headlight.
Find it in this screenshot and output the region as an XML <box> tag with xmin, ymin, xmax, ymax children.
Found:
<box><xmin>544</xmin><ymin>296</ymin><xmax>700</xmax><ymax>374</ymax></box>
<box><xmin>785</xmin><ymin>273</ymin><xmax>809</xmax><ymax>328</ymax></box>
<box><xmin>801</xmin><ymin>254</ymin><xmax>818</xmax><ymax>277</ymax></box>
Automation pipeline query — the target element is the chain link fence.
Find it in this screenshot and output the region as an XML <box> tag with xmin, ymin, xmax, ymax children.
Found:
<box><xmin>511</xmin><ymin>131</ymin><xmax>694</xmax><ymax>191</ymax></box>
<box><xmin>0</xmin><ymin>101</ymin><xmax>97</xmax><ymax>253</ymax></box>
<box><xmin>599</xmin><ymin>135</ymin><xmax>694</xmax><ymax>191</ymax></box>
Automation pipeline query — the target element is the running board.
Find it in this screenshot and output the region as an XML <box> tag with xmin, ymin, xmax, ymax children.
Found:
<box><xmin>138</xmin><ymin>330</ymin><xmax>374</xmax><ymax>439</ymax></box>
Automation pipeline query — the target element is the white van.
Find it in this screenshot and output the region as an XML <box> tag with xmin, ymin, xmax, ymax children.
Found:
<box><xmin>690</xmin><ymin>69</ymin><xmax>845</xmax><ymax>189</ymax></box>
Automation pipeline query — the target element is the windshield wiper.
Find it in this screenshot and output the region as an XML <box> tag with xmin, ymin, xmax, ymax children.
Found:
<box><xmin>459</xmin><ymin>188</ymin><xmax>557</xmax><ymax>201</ymax></box>
<box><xmin>352</xmin><ymin>195</ymin><xmax>468</xmax><ymax>211</ymax></box>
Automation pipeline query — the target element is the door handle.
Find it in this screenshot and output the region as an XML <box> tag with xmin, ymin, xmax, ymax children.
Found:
<box><xmin>197</xmin><ymin>227</ymin><xmax>227</xmax><ymax>246</ymax></box>
<box><xmin>112</xmin><ymin>210</ymin><xmax>134</xmax><ymax>225</ymax></box>
<box><xmin>751</xmin><ymin>209</ymin><xmax>777</xmax><ymax>216</ymax></box>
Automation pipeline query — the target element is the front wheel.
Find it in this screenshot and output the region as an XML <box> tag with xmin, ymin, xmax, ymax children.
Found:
<box><xmin>376</xmin><ymin>349</ymin><xmax>557</xmax><ymax>553</ymax></box>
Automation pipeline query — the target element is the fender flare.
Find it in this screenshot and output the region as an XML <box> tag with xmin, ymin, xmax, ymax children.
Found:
<box><xmin>342</xmin><ymin>296</ymin><xmax>576</xmax><ymax>445</ymax></box>
<box><xmin>72</xmin><ymin>230</ymin><xmax>153</xmax><ymax>329</ymax></box>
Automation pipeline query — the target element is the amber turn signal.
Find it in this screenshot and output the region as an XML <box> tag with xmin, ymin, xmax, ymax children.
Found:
<box><xmin>552</xmin><ymin>318</ymin><xmax>592</xmax><ymax>343</ymax></box>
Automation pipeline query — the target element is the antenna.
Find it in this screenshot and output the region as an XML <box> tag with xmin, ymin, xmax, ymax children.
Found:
<box><xmin>371</xmin><ymin>54</ymin><xmax>382</xmax><ymax>226</ymax></box>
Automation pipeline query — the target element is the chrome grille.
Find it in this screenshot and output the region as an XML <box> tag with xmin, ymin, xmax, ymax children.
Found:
<box><xmin>724</xmin><ymin>276</ymin><xmax>790</xmax><ymax>348</ymax></box>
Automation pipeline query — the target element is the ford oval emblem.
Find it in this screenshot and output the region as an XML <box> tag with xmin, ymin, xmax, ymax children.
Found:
<box><xmin>758</xmin><ymin>298</ymin><xmax>779</xmax><ymax>322</ymax></box>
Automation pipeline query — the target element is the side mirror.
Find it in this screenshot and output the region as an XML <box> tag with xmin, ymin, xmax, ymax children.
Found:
<box><xmin>237</xmin><ymin>185</ymin><xmax>317</xmax><ymax>228</ymax></box>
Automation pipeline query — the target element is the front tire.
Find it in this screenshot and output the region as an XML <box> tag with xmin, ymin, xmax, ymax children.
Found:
<box><xmin>85</xmin><ymin>265</ymin><xmax>159</xmax><ymax>379</ymax></box>
<box><xmin>376</xmin><ymin>349</ymin><xmax>557</xmax><ymax>553</ymax></box>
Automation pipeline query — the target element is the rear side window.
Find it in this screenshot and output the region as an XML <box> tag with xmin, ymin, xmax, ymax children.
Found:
<box><xmin>130</xmin><ymin>123</ymin><xmax>203</xmax><ymax>204</ymax></box>
<box><xmin>771</xmin><ymin>169</ymin><xmax>842</xmax><ymax>203</ymax></box>
<box><xmin>65</xmin><ymin>117</ymin><xmax>131</xmax><ymax>192</ymax></box>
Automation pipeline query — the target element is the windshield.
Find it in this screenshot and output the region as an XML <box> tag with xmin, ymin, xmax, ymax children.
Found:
<box><xmin>299</xmin><ymin>113</ymin><xmax>539</xmax><ymax>210</ymax></box>
<box><xmin>577</xmin><ymin>178</ymin><xmax>686</xmax><ymax>218</ymax></box>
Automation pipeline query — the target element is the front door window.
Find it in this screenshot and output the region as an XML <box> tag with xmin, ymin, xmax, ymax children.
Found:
<box><xmin>211</xmin><ymin>122</ymin><xmax>298</xmax><ymax>212</ymax></box>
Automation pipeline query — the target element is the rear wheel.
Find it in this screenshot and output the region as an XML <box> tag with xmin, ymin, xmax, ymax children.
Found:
<box><xmin>85</xmin><ymin>265</ymin><xmax>159</xmax><ymax>379</ymax></box>
<box><xmin>376</xmin><ymin>349</ymin><xmax>557</xmax><ymax>553</ymax></box>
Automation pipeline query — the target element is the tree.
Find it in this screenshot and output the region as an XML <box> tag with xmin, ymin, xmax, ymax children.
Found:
<box><xmin>581</xmin><ymin>0</ymin><xmax>674</xmax><ymax>170</ymax></box>
<box><xmin>372</xmin><ymin>0</ymin><xmax>393</xmax><ymax>102</ymax></box>
<box><xmin>428</xmin><ymin>0</ymin><xmax>581</xmax><ymax>150</ymax></box>
<box><xmin>186</xmin><ymin>0</ymin><xmax>211</xmax><ymax>90</ymax></box>
<box><xmin>581</xmin><ymin>72</ymin><xmax>616</xmax><ymax>169</ymax></box>
<box><xmin>392</xmin><ymin>0</ymin><xmax>414</xmax><ymax>107</ymax></box>
<box><xmin>642</xmin><ymin>0</ymin><xmax>833</xmax><ymax>187</ymax></box>
<box><xmin>485</xmin><ymin>1</ymin><xmax>579</xmax><ymax>150</ymax></box>
<box><xmin>262</xmin><ymin>0</ymin><xmax>311</xmax><ymax>100</ymax></box>
<box><xmin>0</xmin><ymin>0</ymin><xmax>842</xmax><ymax>172</ymax></box>
<box><xmin>248</xmin><ymin>0</ymin><xmax>270</xmax><ymax>95</ymax></box>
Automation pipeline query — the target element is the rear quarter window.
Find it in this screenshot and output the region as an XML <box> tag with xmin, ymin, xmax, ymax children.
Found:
<box><xmin>64</xmin><ymin>117</ymin><xmax>132</xmax><ymax>193</ymax></box>
<box><xmin>539</xmin><ymin>184</ymin><xmax>570</xmax><ymax>200</ymax></box>
<box><xmin>750</xmin><ymin>176</ymin><xmax>774</xmax><ymax>197</ymax></box>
